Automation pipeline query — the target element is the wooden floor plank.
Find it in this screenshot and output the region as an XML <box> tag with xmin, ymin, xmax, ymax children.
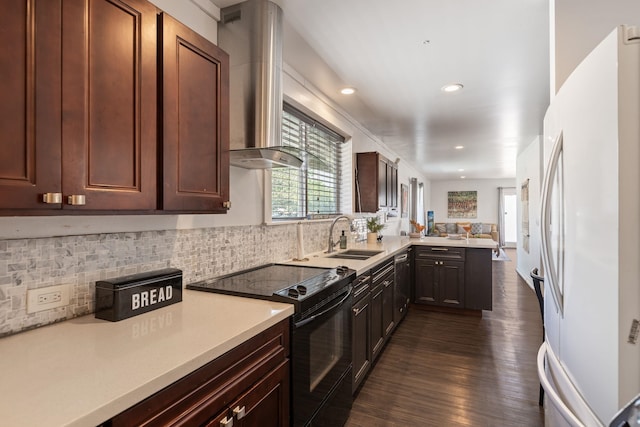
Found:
<box><xmin>345</xmin><ymin>248</ymin><xmax>545</xmax><ymax>426</ymax></box>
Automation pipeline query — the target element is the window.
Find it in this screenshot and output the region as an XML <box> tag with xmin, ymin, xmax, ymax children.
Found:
<box><xmin>272</xmin><ymin>104</ymin><xmax>345</xmax><ymax>219</ymax></box>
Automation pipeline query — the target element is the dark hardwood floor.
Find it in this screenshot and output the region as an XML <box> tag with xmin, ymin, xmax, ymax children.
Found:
<box><xmin>345</xmin><ymin>248</ymin><xmax>545</xmax><ymax>427</ymax></box>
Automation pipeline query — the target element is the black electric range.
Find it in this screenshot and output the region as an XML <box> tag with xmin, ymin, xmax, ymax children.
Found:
<box><xmin>186</xmin><ymin>263</ymin><xmax>355</xmax><ymax>315</ymax></box>
<box><xmin>188</xmin><ymin>263</ymin><xmax>356</xmax><ymax>427</ymax></box>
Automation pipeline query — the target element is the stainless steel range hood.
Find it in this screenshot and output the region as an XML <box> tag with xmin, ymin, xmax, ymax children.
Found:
<box><xmin>219</xmin><ymin>0</ymin><xmax>303</xmax><ymax>169</ymax></box>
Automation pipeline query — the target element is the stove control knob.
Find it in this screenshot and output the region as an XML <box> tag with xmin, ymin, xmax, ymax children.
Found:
<box><xmin>336</xmin><ymin>266</ymin><xmax>349</xmax><ymax>275</ymax></box>
<box><xmin>296</xmin><ymin>285</ymin><xmax>307</xmax><ymax>295</ymax></box>
<box><xmin>287</xmin><ymin>288</ymin><xmax>299</xmax><ymax>298</ymax></box>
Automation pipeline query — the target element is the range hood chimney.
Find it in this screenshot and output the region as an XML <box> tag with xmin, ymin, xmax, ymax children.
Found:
<box><xmin>219</xmin><ymin>0</ymin><xmax>302</xmax><ymax>169</ymax></box>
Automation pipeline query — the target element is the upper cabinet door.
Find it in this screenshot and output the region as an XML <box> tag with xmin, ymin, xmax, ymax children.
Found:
<box><xmin>0</xmin><ymin>0</ymin><xmax>62</xmax><ymax>210</ymax></box>
<box><xmin>160</xmin><ymin>13</ymin><xmax>230</xmax><ymax>212</ymax></box>
<box><xmin>62</xmin><ymin>0</ymin><xmax>157</xmax><ymax>210</ymax></box>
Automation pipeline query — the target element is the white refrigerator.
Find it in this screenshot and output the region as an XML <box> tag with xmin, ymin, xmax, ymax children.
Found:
<box><xmin>539</xmin><ymin>25</ymin><xmax>640</xmax><ymax>426</ymax></box>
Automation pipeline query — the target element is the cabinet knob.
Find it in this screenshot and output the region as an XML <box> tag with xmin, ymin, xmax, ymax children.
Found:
<box><xmin>223</xmin><ymin>201</ymin><xmax>231</xmax><ymax>209</ymax></box>
<box><xmin>42</xmin><ymin>193</ymin><xmax>62</xmax><ymax>204</ymax></box>
<box><xmin>67</xmin><ymin>195</ymin><xmax>86</xmax><ymax>206</ymax></box>
<box><xmin>233</xmin><ymin>406</ymin><xmax>246</xmax><ymax>420</ymax></box>
<box><xmin>220</xmin><ymin>415</ymin><xmax>234</xmax><ymax>427</ymax></box>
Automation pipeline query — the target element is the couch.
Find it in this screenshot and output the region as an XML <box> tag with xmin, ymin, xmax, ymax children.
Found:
<box><xmin>431</xmin><ymin>222</ymin><xmax>499</xmax><ymax>244</ymax></box>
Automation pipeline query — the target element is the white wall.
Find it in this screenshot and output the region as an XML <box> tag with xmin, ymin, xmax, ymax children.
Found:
<box><xmin>553</xmin><ymin>0</ymin><xmax>640</xmax><ymax>92</ymax></box>
<box><xmin>516</xmin><ymin>137</ymin><xmax>542</xmax><ymax>288</ymax></box>
<box><xmin>149</xmin><ymin>0</ymin><xmax>220</xmax><ymax>44</ymax></box>
<box><xmin>429</xmin><ymin>178</ymin><xmax>516</xmax><ymax>224</ymax></box>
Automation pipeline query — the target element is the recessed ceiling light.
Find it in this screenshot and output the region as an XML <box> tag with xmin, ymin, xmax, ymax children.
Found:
<box><xmin>458</xmin><ymin>169</ymin><xmax>464</xmax><ymax>172</ymax></box>
<box><xmin>455</xmin><ymin>145</ymin><xmax>464</xmax><ymax>150</ymax></box>
<box><xmin>441</xmin><ymin>83</ymin><xmax>463</xmax><ymax>93</ymax></box>
<box><xmin>460</xmin><ymin>176</ymin><xmax>466</xmax><ymax>179</ymax></box>
<box><xmin>340</xmin><ymin>87</ymin><xmax>356</xmax><ymax>95</ymax></box>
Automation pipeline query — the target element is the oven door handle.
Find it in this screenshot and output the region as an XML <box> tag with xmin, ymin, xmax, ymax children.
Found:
<box><xmin>294</xmin><ymin>288</ymin><xmax>353</xmax><ymax>329</ymax></box>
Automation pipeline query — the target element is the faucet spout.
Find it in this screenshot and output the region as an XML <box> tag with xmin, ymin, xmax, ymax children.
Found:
<box><xmin>327</xmin><ymin>215</ymin><xmax>353</xmax><ymax>253</ymax></box>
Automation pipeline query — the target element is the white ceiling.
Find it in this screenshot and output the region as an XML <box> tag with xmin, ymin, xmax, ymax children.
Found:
<box><xmin>214</xmin><ymin>0</ymin><xmax>550</xmax><ymax>181</ymax></box>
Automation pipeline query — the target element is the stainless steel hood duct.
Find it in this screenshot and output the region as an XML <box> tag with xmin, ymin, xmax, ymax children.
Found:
<box><xmin>219</xmin><ymin>0</ymin><xmax>303</xmax><ymax>169</ymax></box>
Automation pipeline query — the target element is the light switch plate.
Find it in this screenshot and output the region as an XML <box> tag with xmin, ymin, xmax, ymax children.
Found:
<box><xmin>27</xmin><ymin>284</ymin><xmax>71</xmax><ymax>314</ymax></box>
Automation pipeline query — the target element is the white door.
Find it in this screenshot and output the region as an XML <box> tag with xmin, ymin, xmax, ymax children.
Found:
<box><xmin>501</xmin><ymin>187</ymin><xmax>517</xmax><ymax>247</ymax></box>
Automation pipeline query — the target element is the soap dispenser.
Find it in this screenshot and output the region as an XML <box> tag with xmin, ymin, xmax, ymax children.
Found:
<box><xmin>339</xmin><ymin>230</ymin><xmax>347</xmax><ymax>249</ymax></box>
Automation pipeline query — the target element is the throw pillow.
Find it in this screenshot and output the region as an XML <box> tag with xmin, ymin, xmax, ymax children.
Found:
<box><xmin>457</xmin><ymin>222</ymin><xmax>471</xmax><ymax>234</ymax></box>
<box><xmin>471</xmin><ymin>223</ymin><xmax>483</xmax><ymax>234</ymax></box>
<box><xmin>445</xmin><ymin>223</ymin><xmax>457</xmax><ymax>234</ymax></box>
<box><xmin>481</xmin><ymin>223</ymin><xmax>492</xmax><ymax>234</ymax></box>
<box><xmin>435</xmin><ymin>223</ymin><xmax>447</xmax><ymax>233</ymax></box>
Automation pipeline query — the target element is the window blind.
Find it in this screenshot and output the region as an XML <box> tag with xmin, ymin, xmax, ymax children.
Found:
<box><xmin>272</xmin><ymin>104</ymin><xmax>345</xmax><ymax>219</ymax></box>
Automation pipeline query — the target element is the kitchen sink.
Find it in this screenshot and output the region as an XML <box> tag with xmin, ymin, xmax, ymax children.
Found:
<box><xmin>327</xmin><ymin>249</ymin><xmax>383</xmax><ymax>260</ymax></box>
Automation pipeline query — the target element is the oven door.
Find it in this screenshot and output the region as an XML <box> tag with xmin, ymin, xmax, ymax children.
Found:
<box><xmin>292</xmin><ymin>286</ymin><xmax>353</xmax><ymax>427</ymax></box>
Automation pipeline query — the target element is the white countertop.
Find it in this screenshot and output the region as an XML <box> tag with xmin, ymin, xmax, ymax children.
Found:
<box><xmin>285</xmin><ymin>235</ymin><xmax>496</xmax><ymax>275</ymax></box>
<box><xmin>0</xmin><ymin>291</ymin><xmax>294</xmax><ymax>427</ymax></box>
<box><xmin>0</xmin><ymin>235</ymin><xmax>493</xmax><ymax>426</ymax></box>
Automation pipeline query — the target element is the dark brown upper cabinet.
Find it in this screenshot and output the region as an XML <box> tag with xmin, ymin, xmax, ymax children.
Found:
<box><xmin>0</xmin><ymin>0</ymin><xmax>62</xmax><ymax>210</ymax></box>
<box><xmin>0</xmin><ymin>0</ymin><xmax>157</xmax><ymax>212</ymax></box>
<box><xmin>0</xmin><ymin>0</ymin><xmax>230</xmax><ymax>215</ymax></box>
<box><xmin>160</xmin><ymin>13</ymin><xmax>230</xmax><ymax>213</ymax></box>
<box><xmin>355</xmin><ymin>152</ymin><xmax>398</xmax><ymax>213</ymax></box>
<box><xmin>62</xmin><ymin>0</ymin><xmax>158</xmax><ymax>211</ymax></box>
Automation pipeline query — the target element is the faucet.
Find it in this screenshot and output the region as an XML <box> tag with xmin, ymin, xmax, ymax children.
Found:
<box><xmin>327</xmin><ymin>215</ymin><xmax>353</xmax><ymax>253</ymax></box>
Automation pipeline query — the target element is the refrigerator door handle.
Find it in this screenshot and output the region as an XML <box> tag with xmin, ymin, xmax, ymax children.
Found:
<box><xmin>537</xmin><ymin>342</ymin><xmax>589</xmax><ymax>427</ymax></box>
<box><xmin>540</xmin><ymin>131</ymin><xmax>564</xmax><ymax>315</ymax></box>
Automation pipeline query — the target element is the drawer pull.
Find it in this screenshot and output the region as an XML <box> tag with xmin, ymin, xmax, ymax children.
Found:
<box><xmin>431</xmin><ymin>247</ymin><xmax>449</xmax><ymax>252</ymax></box>
<box><xmin>353</xmin><ymin>303</ymin><xmax>369</xmax><ymax>315</ymax></box>
<box><xmin>42</xmin><ymin>192</ymin><xmax>62</xmax><ymax>204</ymax></box>
<box><xmin>233</xmin><ymin>406</ymin><xmax>246</xmax><ymax>420</ymax></box>
<box><xmin>67</xmin><ymin>194</ymin><xmax>86</xmax><ymax>205</ymax></box>
<box><xmin>220</xmin><ymin>416</ymin><xmax>233</xmax><ymax>427</ymax></box>
<box><xmin>355</xmin><ymin>275</ymin><xmax>371</xmax><ymax>284</ymax></box>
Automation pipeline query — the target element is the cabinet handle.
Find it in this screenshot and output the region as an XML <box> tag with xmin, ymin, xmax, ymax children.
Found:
<box><xmin>220</xmin><ymin>416</ymin><xmax>233</xmax><ymax>427</ymax></box>
<box><xmin>233</xmin><ymin>406</ymin><xmax>246</xmax><ymax>420</ymax></box>
<box><xmin>353</xmin><ymin>303</ymin><xmax>368</xmax><ymax>315</ymax></box>
<box><xmin>42</xmin><ymin>193</ymin><xmax>62</xmax><ymax>204</ymax></box>
<box><xmin>67</xmin><ymin>194</ymin><xmax>86</xmax><ymax>205</ymax></box>
<box><xmin>431</xmin><ymin>247</ymin><xmax>448</xmax><ymax>252</ymax></box>
<box><xmin>383</xmin><ymin>280</ymin><xmax>392</xmax><ymax>287</ymax></box>
<box><xmin>223</xmin><ymin>201</ymin><xmax>231</xmax><ymax>209</ymax></box>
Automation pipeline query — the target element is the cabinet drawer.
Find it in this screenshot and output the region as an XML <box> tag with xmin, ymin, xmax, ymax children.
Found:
<box><xmin>415</xmin><ymin>246</ymin><xmax>466</xmax><ymax>261</ymax></box>
<box><xmin>372</xmin><ymin>259</ymin><xmax>394</xmax><ymax>286</ymax></box>
<box><xmin>352</xmin><ymin>272</ymin><xmax>371</xmax><ymax>303</ymax></box>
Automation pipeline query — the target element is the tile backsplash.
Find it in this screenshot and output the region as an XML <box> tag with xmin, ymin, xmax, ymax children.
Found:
<box><xmin>0</xmin><ymin>221</ymin><xmax>347</xmax><ymax>337</ymax></box>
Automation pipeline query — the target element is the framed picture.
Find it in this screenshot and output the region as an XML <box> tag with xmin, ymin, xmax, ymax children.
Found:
<box><xmin>447</xmin><ymin>190</ymin><xmax>477</xmax><ymax>218</ymax></box>
<box><xmin>400</xmin><ymin>184</ymin><xmax>408</xmax><ymax>218</ymax></box>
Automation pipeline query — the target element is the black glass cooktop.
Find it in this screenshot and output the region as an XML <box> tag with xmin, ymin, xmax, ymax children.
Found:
<box><xmin>187</xmin><ymin>263</ymin><xmax>354</xmax><ymax>311</ymax></box>
<box><xmin>188</xmin><ymin>264</ymin><xmax>328</xmax><ymax>296</ymax></box>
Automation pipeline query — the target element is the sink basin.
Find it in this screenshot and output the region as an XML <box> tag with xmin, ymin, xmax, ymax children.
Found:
<box><xmin>327</xmin><ymin>249</ymin><xmax>383</xmax><ymax>260</ymax></box>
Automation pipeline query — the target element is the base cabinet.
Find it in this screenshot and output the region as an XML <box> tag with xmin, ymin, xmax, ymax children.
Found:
<box><xmin>414</xmin><ymin>258</ymin><xmax>465</xmax><ymax>307</ymax></box>
<box><xmin>351</xmin><ymin>273</ymin><xmax>372</xmax><ymax>394</ymax></box>
<box><xmin>108</xmin><ymin>319</ymin><xmax>290</xmax><ymax>427</ymax></box>
<box><xmin>370</xmin><ymin>259</ymin><xmax>394</xmax><ymax>361</ymax></box>
<box><xmin>413</xmin><ymin>246</ymin><xmax>492</xmax><ymax>311</ymax></box>
<box><xmin>393</xmin><ymin>249</ymin><xmax>411</xmax><ymax>326</ymax></box>
<box><xmin>414</xmin><ymin>246</ymin><xmax>465</xmax><ymax>308</ymax></box>
<box><xmin>369</xmin><ymin>283</ymin><xmax>385</xmax><ymax>361</ymax></box>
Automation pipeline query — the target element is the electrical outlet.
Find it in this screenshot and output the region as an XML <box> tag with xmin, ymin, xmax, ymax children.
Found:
<box><xmin>27</xmin><ymin>284</ymin><xmax>71</xmax><ymax>314</ymax></box>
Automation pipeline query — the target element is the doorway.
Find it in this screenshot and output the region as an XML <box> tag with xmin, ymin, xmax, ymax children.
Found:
<box><xmin>501</xmin><ymin>187</ymin><xmax>517</xmax><ymax>248</ymax></box>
